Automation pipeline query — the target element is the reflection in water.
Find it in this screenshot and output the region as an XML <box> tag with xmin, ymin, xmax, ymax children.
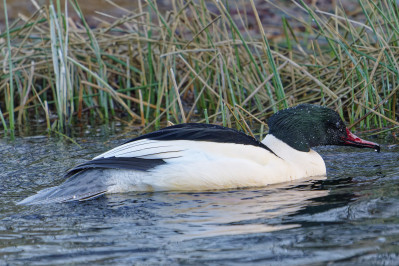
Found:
<box><xmin>128</xmin><ymin>178</ymin><xmax>329</xmax><ymax>239</ymax></box>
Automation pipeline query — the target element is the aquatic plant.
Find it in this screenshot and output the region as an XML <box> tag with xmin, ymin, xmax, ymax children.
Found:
<box><xmin>0</xmin><ymin>0</ymin><xmax>398</xmax><ymax>137</ymax></box>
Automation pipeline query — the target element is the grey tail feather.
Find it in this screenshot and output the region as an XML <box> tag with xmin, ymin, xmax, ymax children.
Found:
<box><xmin>17</xmin><ymin>169</ymin><xmax>108</xmax><ymax>205</ymax></box>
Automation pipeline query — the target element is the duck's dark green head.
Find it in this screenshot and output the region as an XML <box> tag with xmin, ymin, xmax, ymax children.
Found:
<box><xmin>268</xmin><ymin>104</ymin><xmax>380</xmax><ymax>152</ymax></box>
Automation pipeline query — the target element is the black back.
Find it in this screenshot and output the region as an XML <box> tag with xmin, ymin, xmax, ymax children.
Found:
<box><xmin>125</xmin><ymin>123</ymin><xmax>275</xmax><ymax>154</ymax></box>
<box><xmin>66</xmin><ymin>123</ymin><xmax>275</xmax><ymax>177</ymax></box>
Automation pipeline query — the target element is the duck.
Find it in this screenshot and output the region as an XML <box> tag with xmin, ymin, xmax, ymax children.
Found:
<box><xmin>18</xmin><ymin>104</ymin><xmax>380</xmax><ymax>205</ymax></box>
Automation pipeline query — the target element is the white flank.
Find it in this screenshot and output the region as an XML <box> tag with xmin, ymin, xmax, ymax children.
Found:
<box><xmin>92</xmin><ymin>136</ymin><xmax>326</xmax><ymax>193</ymax></box>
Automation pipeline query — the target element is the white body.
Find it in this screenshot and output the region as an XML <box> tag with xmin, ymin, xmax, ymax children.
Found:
<box><xmin>98</xmin><ymin>134</ymin><xmax>326</xmax><ymax>193</ymax></box>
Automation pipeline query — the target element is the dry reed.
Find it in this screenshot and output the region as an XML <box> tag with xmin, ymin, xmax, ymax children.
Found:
<box><xmin>0</xmin><ymin>0</ymin><xmax>398</xmax><ymax>138</ymax></box>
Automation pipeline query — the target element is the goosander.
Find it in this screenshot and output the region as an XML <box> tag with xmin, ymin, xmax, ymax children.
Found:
<box><xmin>18</xmin><ymin>104</ymin><xmax>380</xmax><ymax>205</ymax></box>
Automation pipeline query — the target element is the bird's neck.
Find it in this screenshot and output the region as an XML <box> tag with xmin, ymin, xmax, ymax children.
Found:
<box><xmin>262</xmin><ymin>134</ymin><xmax>326</xmax><ymax>176</ymax></box>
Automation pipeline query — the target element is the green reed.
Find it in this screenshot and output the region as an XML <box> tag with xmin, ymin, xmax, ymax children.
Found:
<box><xmin>0</xmin><ymin>0</ymin><xmax>397</xmax><ymax>137</ymax></box>
<box><xmin>2</xmin><ymin>0</ymin><xmax>15</xmax><ymax>134</ymax></box>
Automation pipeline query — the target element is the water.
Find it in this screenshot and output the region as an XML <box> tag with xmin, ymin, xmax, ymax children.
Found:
<box><xmin>1</xmin><ymin>127</ymin><xmax>398</xmax><ymax>265</ymax></box>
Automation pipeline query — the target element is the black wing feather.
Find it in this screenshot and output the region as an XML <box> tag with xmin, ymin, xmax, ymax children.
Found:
<box><xmin>65</xmin><ymin>157</ymin><xmax>166</xmax><ymax>178</ymax></box>
<box><xmin>125</xmin><ymin>123</ymin><xmax>275</xmax><ymax>154</ymax></box>
<box><xmin>66</xmin><ymin>123</ymin><xmax>274</xmax><ymax>178</ymax></box>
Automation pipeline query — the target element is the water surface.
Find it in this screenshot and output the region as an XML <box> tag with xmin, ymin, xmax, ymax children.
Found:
<box><xmin>1</xmin><ymin>128</ymin><xmax>398</xmax><ymax>265</ymax></box>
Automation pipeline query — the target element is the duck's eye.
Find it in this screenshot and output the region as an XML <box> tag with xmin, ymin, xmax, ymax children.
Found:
<box><xmin>335</xmin><ymin>122</ymin><xmax>345</xmax><ymax>132</ymax></box>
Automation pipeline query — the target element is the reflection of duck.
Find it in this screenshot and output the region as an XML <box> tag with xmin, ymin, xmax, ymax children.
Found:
<box><xmin>111</xmin><ymin>178</ymin><xmax>330</xmax><ymax>240</ymax></box>
<box><xmin>18</xmin><ymin>104</ymin><xmax>380</xmax><ymax>205</ymax></box>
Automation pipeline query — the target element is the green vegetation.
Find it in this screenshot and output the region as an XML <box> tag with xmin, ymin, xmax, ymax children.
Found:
<box><xmin>0</xmin><ymin>0</ymin><xmax>398</xmax><ymax>138</ymax></box>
